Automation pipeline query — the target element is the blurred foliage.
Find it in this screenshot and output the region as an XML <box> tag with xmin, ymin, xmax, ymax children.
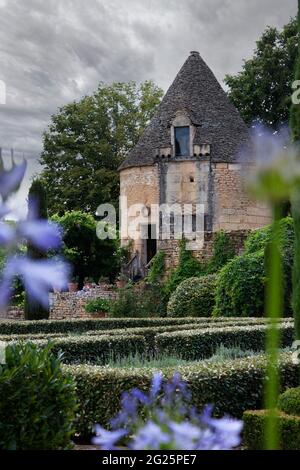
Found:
<box><xmin>0</xmin><ymin>342</ymin><xmax>77</xmax><ymax>450</ymax></box>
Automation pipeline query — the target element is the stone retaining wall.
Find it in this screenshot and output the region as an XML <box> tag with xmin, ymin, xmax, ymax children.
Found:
<box><xmin>0</xmin><ymin>287</ymin><xmax>116</xmax><ymax>321</ymax></box>
<box><xmin>49</xmin><ymin>287</ymin><xmax>116</xmax><ymax>320</ymax></box>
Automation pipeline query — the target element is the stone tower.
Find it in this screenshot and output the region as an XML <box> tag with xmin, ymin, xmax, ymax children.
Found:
<box><xmin>119</xmin><ymin>51</ymin><xmax>271</xmax><ymax>278</ymax></box>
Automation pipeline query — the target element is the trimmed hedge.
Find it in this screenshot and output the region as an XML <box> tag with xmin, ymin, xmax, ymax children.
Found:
<box><xmin>0</xmin><ymin>343</ymin><xmax>77</xmax><ymax>449</ymax></box>
<box><xmin>1</xmin><ymin>319</ymin><xmax>293</xmax><ymax>355</ymax></box>
<box><xmin>216</xmin><ymin>217</ymin><xmax>294</xmax><ymax>318</ymax></box>
<box><xmin>155</xmin><ymin>323</ymin><xmax>294</xmax><ymax>360</ymax></box>
<box><xmin>167</xmin><ymin>275</ymin><xmax>218</xmax><ymax>318</ymax></box>
<box><xmin>80</xmin><ymin>319</ymin><xmax>293</xmax><ymax>354</ymax></box>
<box><xmin>0</xmin><ymin>316</ymin><xmax>282</xmax><ymax>336</ymax></box>
<box><xmin>278</xmin><ymin>386</ymin><xmax>300</xmax><ymax>417</ymax></box>
<box><xmin>214</xmin><ymin>250</ymin><xmax>265</xmax><ymax>317</ymax></box>
<box><xmin>65</xmin><ymin>353</ymin><xmax>299</xmax><ymax>437</ymax></box>
<box><xmin>33</xmin><ymin>334</ymin><xmax>147</xmax><ymax>364</ymax></box>
<box><xmin>243</xmin><ymin>410</ymin><xmax>300</xmax><ymax>450</ymax></box>
<box><xmin>0</xmin><ymin>332</ymin><xmax>65</xmax><ymax>342</ymax></box>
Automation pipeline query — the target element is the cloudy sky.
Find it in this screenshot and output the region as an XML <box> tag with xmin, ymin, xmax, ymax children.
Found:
<box><xmin>0</xmin><ymin>0</ymin><xmax>297</xmax><ymax>217</ymax></box>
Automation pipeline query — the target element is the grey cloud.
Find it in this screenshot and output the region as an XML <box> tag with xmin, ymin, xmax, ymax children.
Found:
<box><xmin>0</xmin><ymin>0</ymin><xmax>297</xmax><ymax>216</ymax></box>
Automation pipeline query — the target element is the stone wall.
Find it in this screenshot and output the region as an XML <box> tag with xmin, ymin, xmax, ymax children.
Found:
<box><xmin>49</xmin><ymin>287</ymin><xmax>116</xmax><ymax>320</ymax></box>
<box><xmin>0</xmin><ymin>307</ymin><xmax>24</xmax><ymax>320</ymax></box>
<box><xmin>120</xmin><ymin>162</ymin><xmax>271</xmax><ymax>272</ymax></box>
<box><xmin>213</xmin><ymin>163</ymin><xmax>272</xmax><ymax>231</ymax></box>
<box><xmin>0</xmin><ymin>287</ymin><xmax>116</xmax><ymax>321</ymax></box>
<box><xmin>158</xmin><ymin>229</ymin><xmax>250</xmax><ymax>273</ymax></box>
<box><xmin>120</xmin><ymin>165</ymin><xmax>160</xmax><ymax>265</ymax></box>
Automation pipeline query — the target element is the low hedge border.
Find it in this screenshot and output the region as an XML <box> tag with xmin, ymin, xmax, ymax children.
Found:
<box><xmin>20</xmin><ymin>335</ymin><xmax>148</xmax><ymax>365</ymax></box>
<box><xmin>155</xmin><ymin>323</ymin><xmax>294</xmax><ymax>360</ymax></box>
<box><xmin>0</xmin><ymin>317</ymin><xmax>214</xmax><ymax>335</ymax></box>
<box><xmin>243</xmin><ymin>410</ymin><xmax>300</xmax><ymax>450</ymax></box>
<box><xmin>81</xmin><ymin>319</ymin><xmax>293</xmax><ymax>353</ymax></box>
<box><xmin>64</xmin><ymin>352</ymin><xmax>299</xmax><ymax>437</ymax></box>
<box><xmin>0</xmin><ymin>332</ymin><xmax>66</xmax><ymax>342</ymax></box>
<box><xmin>0</xmin><ymin>316</ymin><xmax>292</xmax><ymax>336</ymax></box>
<box><xmin>3</xmin><ymin>320</ymin><xmax>293</xmax><ymax>357</ymax></box>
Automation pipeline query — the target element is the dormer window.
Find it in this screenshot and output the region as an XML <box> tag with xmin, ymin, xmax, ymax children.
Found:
<box><xmin>175</xmin><ymin>126</ymin><xmax>190</xmax><ymax>156</ymax></box>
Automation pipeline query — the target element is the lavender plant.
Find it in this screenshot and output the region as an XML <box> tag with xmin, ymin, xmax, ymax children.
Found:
<box><xmin>92</xmin><ymin>372</ymin><xmax>243</xmax><ymax>450</ymax></box>
<box><xmin>0</xmin><ymin>158</ymin><xmax>69</xmax><ymax>310</ymax></box>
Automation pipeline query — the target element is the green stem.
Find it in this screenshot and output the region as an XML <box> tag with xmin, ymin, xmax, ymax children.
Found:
<box><xmin>264</xmin><ymin>203</ymin><xmax>282</xmax><ymax>450</ymax></box>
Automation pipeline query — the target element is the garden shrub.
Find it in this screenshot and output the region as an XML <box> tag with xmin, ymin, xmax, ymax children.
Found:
<box><xmin>0</xmin><ymin>342</ymin><xmax>76</xmax><ymax>450</ymax></box>
<box><xmin>214</xmin><ymin>250</ymin><xmax>265</xmax><ymax>317</ymax></box>
<box><xmin>243</xmin><ymin>410</ymin><xmax>300</xmax><ymax>450</ymax></box>
<box><xmin>146</xmin><ymin>251</ymin><xmax>166</xmax><ymax>284</ymax></box>
<box><xmin>278</xmin><ymin>386</ymin><xmax>300</xmax><ymax>416</ymax></box>
<box><xmin>0</xmin><ymin>317</ymin><xmax>204</xmax><ymax>335</ymax></box>
<box><xmin>155</xmin><ymin>323</ymin><xmax>294</xmax><ymax>360</ymax></box>
<box><xmin>85</xmin><ymin>298</ymin><xmax>112</xmax><ymax>314</ymax></box>
<box><xmin>163</xmin><ymin>240</ymin><xmax>206</xmax><ymax>299</ymax></box>
<box><xmin>0</xmin><ymin>316</ymin><xmax>292</xmax><ymax>337</ymax></box>
<box><xmin>209</xmin><ymin>230</ymin><xmax>235</xmax><ymax>272</ymax></box>
<box><xmin>65</xmin><ymin>352</ymin><xmax>299</xmax><ymax>436</ymax></box>
<box><xmin>245</xmin><ymin>217</ymin><xmax>294</xmax><ymax>316</ymax></box>
<box><xmin>167</xmin><ymin>274</ymin><xmax>218</xmax><ymax>317</ymax></box>
<box><xmin>80</xmin><ymin>318</ymin><xmax>278</xmax><ymax>354</ymax></box>
<box><xmin>110</xmin><ymin>282</ymin><xmax>165</xmax><ymax>318</ymax></box>
<box><xmin>34</xmin><ymin>334</ymin><xmax>147</xmax><ymax>364</ymax></box>
<box><xmin>215</xmin><ymin>218</ymin><xmax>294</xmax><ymax>318</ymax></box>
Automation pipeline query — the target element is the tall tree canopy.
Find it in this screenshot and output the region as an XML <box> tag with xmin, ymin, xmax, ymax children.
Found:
<box><xmin>40</xmin><ymin>81</ymin><xmax>163</xmax><ymax>215</ymax></box>
<box><xmin>225</xmin><ymin>17</ymin><xmax>298</xmax><ymax>128</ymax></box>
<box><xmin>52</xmin><ymin>211</ymin><xmax>120</xmax><ymax>287</ymax></box>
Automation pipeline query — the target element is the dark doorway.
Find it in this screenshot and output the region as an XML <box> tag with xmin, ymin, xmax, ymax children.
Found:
<box><xmin>147</xmin><ymin>224</ymin><xmax>157</xmax><ymax>264</ymax></box>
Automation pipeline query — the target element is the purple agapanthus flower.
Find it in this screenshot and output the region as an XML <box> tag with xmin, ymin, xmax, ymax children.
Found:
<box><xmin>92</xmin><ymin>425</ymin><xmax>128</xmax><ymax>450</ymax></box>
<box><xmin>0</xmin><ymin>158</ymin><xmax>70</xmax><ymax>309</ymax></box>
<box><xmin>95</xmin><ymin>373</ymin><xmax>243</xmax><ymax>450</ymax></box>
<box><xmin>0</xmin><ymin>159</ymin><xmax>27</xmax><ymax>201</ymax></box>
<box><xmin>130</xmin><ymin>421</ymin><xmax>170</xmax><ymax>450</ymax></box>
<box><xmin>18</xmin><ymin>219</ymin><xmax>62</xmax><ymax>251</ymax></box>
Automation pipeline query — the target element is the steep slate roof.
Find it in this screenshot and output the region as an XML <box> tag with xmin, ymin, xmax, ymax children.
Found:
<box><xmin>119</xmin><ymin>51</ymin><xmax>249</xmax><ymax>171</ymax></box>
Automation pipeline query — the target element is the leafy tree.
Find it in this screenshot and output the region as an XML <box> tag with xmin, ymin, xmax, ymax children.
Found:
<box><xmin>225</xmin><ymin>17</ymin><xmax>298</xmax><ymax>128</ymax></box>
<box><xmin>52</xmin><ymin>211</ymin><xmax>119</xmax><ymax>287</ymax></box>
<box><xmin>24</xmin><ymin>179</ymin><xmax>50</xmax><ymax>320</ymax></box>
<box><xmin>40</xmin><ymin>81</ymin><xmax>163</xmax><ymax>215</ymax></box>
<box><xmin>291</xmin><ymin>1</ymin><xmax>300</xmax><ymax>340</ymax></box>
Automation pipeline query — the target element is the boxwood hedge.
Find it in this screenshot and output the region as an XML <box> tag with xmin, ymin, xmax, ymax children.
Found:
<box><xmin>167</xmin><ymin>275</ymin><xmax>218</xmax><ymax>318</ymax></box>
<box><xmin>65</xmin><ymin>353</ymin><xmax>299</xmax><ymax>437</ymax></box>
<box><xmin>29</xmin><ymin>334</ymin><xmax>147</xmax><ymax>365</ymax></box>
<box><xmin>243</xmin><ymin>410</ymin><xmax>300</xmax><ymax>450</ymax></box>
<box><xmin>214</xmin><ymin>250</ymin><xmax>265</xmax><ymax>318</ymax></box>
<box><xmin>155</xmin><ymin>323</ymin><xmax>294</xmax><ymax>360</ymax></box>
<box><xmin>3</xmin><ymin>319</ymin><xmax>291</xmax><ymax>357</ymax></box>
<box><xmin>0</xmin><ymin>318</ymin><xmax>201</xmax><ymax>335</ymax></box>
<box><xmin>0</xmin><ymin>316</ymin><xmax>279</xmax><ymax>336</ymax></box>
<box><xmin>278</xmin><ymin>386</ymin><xmax>300</xmax><ymax>417</ymax></box>
<box><xmin>80</xmin><ymin>318</ymin><xmax>292</xmax><ymax>354</ymax></box>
